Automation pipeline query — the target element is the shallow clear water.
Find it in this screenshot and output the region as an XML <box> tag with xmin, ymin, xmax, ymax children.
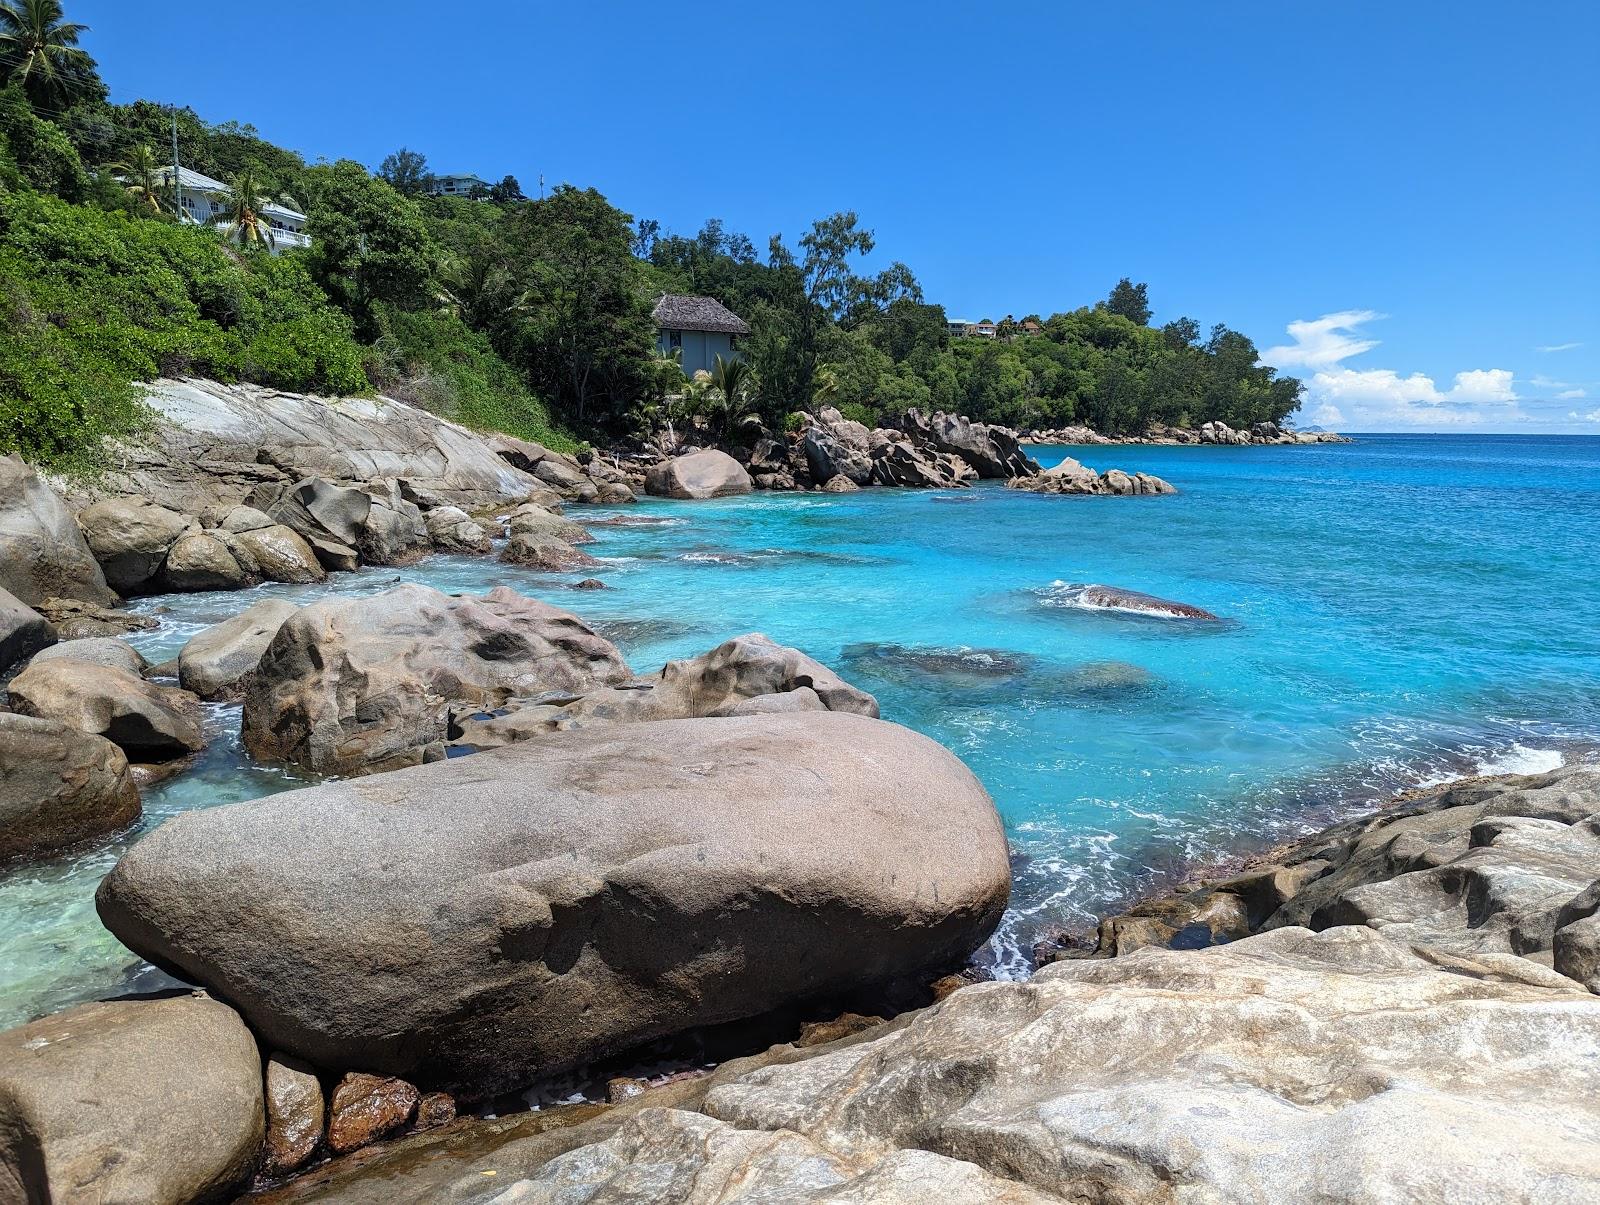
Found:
<box><xmin>4</xmin><ymin>433</ymin><xmax>1598</xmax><ymax>1023</ymax></box>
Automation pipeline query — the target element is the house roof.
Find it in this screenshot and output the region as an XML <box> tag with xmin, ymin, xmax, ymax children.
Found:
<box><xmin>652</xmin><ymin>294</ymin><xmax>750</xmax><ymax>335</ymax></box>
<box><xmin>154</xmin><ymin>165</ymin><xmax>306</xmax><ymax>222</ymax></box>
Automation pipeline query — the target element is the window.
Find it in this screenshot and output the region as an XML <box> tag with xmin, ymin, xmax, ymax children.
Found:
<box><xmin>668</xmin><ymin>330</ymin><xmax>682</xmax><ymax>350</ymax></box>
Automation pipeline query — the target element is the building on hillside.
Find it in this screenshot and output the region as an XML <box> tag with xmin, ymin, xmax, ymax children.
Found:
<box><xmin>426</xmin><ymin>173</ymin><xmax>489</xmax><ymax>197</ymax></box>
<box><xmin>151</xmin><ymin>166</ymin><xmax>309</xmax><ymax>252</ymax></box>
<box><xmin>652</xmin><ymin>294</ymin><xmax>751</xmax><ymax>375</ymax></box>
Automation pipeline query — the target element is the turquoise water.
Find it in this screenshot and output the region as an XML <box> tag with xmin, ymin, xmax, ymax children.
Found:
<box><xmin>4</xmin><ymin>434</ymin><xmax>1599</xmax><ymax>1022</ymax></box>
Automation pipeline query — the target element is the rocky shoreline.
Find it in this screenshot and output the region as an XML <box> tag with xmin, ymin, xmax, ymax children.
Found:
<box><xmin>1</xmin><ymin>381</ymin><xmax>1592</xmax><ymax>1203</ymax></box>
<box><xmin>1023</xmin><ymin>418</ymin><xmax>1350</xmax><ymax>446</ymax></box>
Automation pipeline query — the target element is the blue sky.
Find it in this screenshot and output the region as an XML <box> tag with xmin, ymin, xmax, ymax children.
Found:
<box><xmin>75</xmin><ymin>1</ymin><xmax>1597</xmax><ymax>431</ymax></box>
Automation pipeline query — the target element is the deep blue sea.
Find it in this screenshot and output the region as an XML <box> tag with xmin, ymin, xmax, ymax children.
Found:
<box><xmin>5</xmin><ymin>433</ymin><xmax>1599</xmax><ymax>1024</ymax></box>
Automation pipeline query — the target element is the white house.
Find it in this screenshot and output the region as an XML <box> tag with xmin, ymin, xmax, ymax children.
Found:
<box><xmin>154</xmin><ymin>165</ymin><xmax>310</xmax><ymax>253</ymax></box>
<box><xmin>653</xmin><ymin>294</ymin><xmax>750</xmax><ymax>375</ymax></box>
<box><xmin>426</xmin><ymin>173</ymin><xmax>489</xmax><ymax>197</ymax></box>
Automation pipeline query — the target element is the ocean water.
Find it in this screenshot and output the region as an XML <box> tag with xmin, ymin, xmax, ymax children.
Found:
<box><xmin>4</xmin><ymin>433</ymin><xmax>1598</xmax><ymax>1023</ymax></box>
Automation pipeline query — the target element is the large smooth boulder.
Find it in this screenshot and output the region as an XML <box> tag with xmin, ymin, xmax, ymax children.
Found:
<box><xmin>645</xmin><ymin>450</ymin><xmax>753</xmax><ymax>500</ymax></box>
<box><xmin>0</xmin><ymin>993</ymin><xmax>263</xmax><ymax>1204</ymax></box>
<box><xmin>0</xmin><ymin>585</ymin><xmax>55</xmax><ymax>671</ymax></box>
<box><xmin>98</xmin><ymin>712</ymin><xmax>1011</xmax><ymax>1094</ymax></box>
<box><xmin>240</xmin><ymin>583</ymin><xmax>631</xmax><ymax>775</ymax></box>
<box><xmin>0</xmin><ymin>713</ymin><xmax>140</xmax><ymax>862</ymax></box>
<box><xmin>8</xmin><ymin>659</ymin><xmax>204</xmax><ymax>761</ymax></box>
<box><xmin>159</xmin><ymin>530</ymin><xmax>248</xmax><ymax>592</ymax></box>
<box><xmin>226</xmin><ymin>524</ymin><xmax>325</xmax><ymax>583</ymax></box>
<box><xmin>178</xmin><ymin>598</ymin><xmax>300</xmax><ymax>701</ymax></box>
<box><xmin>0</xmin><ymin>455</ymin><xmax>115</xmax><ymax>606</ymax></box>
<box><xmin>76</xmin><ymin>496</ymin><xmax>195</xmax><ymax>594</ymax></box>
<box><xmin>679</xmin><ymin>926</ymin><xmax>1600</xmax><ymax>1202</ymax></box>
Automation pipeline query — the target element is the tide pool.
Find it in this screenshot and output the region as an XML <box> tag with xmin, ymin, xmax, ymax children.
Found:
<box><xmin>4</xmin><ymin>433</ymin><xmax>1598</xmax><ymax>1023</ymax></box>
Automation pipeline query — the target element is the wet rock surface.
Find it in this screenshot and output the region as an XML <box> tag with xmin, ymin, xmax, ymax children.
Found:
<box><xmin>327</xmin><ymin>1073</ymin><xmax>421</xmax><ymax>1155</ymax></box>
<box><xmin>263</xmin><ymin>1052</ymin><xmax>326</xmax><ymax>1178</ymax></box>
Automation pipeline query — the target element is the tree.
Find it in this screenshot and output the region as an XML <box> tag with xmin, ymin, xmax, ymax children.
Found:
<box><xmin>708</xmin><ymin>353</ymin><xmax>754</xmax><ymax>439</ymax></box>
<box><xmin>632</xmin><ymin>217</ymin><xmax>659</xmax><ymax>260</ymax></box>
<box><xmin>1104</xmin><ymin>277</ymin><xmax>1152</xmax><ymax>325</ymax></box>
<box><xmin>498</xmin><ymin>184</ymin><xmax>656</xmax><ymax>427</ymax></box>
<box><xmin>300</xmin><ymin>160</ymin><xmax>440</xmax><ymax>335</ymax></box>
<box><xmin>209</xmin><ymin>165</ymin><xmax>298</xmax><ymax>250</ymax></box>
<box><xmin>0</xmin><ymin>0</ymin><xmax>101</xmax><ymax>110</ymax></box>
<box><xmin>376</xmin><ymin>147</ymin><xmax>430</xmax><ymax>197</ymax></box>
<box><xmin>108</xmin><ymin>143</ymin><xmax>163</xmax><ymax>212</ymax></box>
<box><xmin>487</xmin><ymin>174</ymin><xmax>524</xmax><ymax>204</ymax></box>
<box><xmin>0</xmin><ymin>83</ymin><xmax>84</xmax><ymax>197</ymax></box>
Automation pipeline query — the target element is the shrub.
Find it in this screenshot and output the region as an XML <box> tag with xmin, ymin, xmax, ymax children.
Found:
<box><xmin>836</xmin><ymin>401</ymin><xmax>877</xmax><ymax>427</ymax></box>
<box><xmin>0</xmin><ymin>189</ymin><xmax>368</xmax><ymax>466</ymax></box>
<box><xmin>367</xmin><ymin>306</ymin><xmax>576</xmax><ymax>452</ymax></box>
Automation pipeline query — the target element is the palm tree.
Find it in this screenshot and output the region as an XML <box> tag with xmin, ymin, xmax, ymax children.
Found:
<box><xmin>812</xmin><ymin>365</ymin><xmax>841</xmax><ymax>408</ymax></box>
<box><xmin>109</xmin><ymin>143</ymin><xmax>163</xmax><ymax>214</ymax></box>
<box><xmin>0</xmin><ymin>0</ymin><xmax>98</xmax><ymax>110</ymax></box>
<box><xmin>709</xmin><ymin>354</ymin><xmax>754</xmax><ymax>441</ymax></box>
<box><xmin>210</xmin><ymin>167</ymin><xmax>299</xmax><ymax>250</ymax></box>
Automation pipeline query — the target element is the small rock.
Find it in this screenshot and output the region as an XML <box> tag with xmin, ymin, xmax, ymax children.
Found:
<box><xmin>796</xmin><ymin>1013</ymin><xmax>885</xmax><ymax>1047</ymax></box>
<box><xmin>262</xmin><ymin>1052</ymin><xmax>324</xmax><ymax>1177</ymax></box>
<box><xmin>423</xmin><ymin>505</ymin><xmax>492</xmax><ymax>554</ymax></box>
<box><xmin>574</xmin><ymin>578</ymin><xmax>607</xmax><ymax>590</ymax></box>
<box><xmin>821</xmin><ymin>474</ymin><xmax>860</xmax><ymax>493</ymax></box>
<box><xmin>501</xmin><ymin>533</ymin><xmax>601</xmax><ymax>571</ymax></box>
<box><xmin>326</xmin><ymin>1072</ymin><xmax>420</xmax><ymax>1155</ymax></box>
<box><xmin>412</xmin><ymin>1091</ymin><xmax>457</xmax><ymax>1132</ymax></box>
<box><xmin>606</xmin><ymin>1077</ymin><xmax>648</xmax><ymax>1104</ymax></box>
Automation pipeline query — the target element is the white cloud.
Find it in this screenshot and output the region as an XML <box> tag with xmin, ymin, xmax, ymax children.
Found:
<box><xmin>1537</xmin><ymin>342</ymin><xmax>1583</xmax><ymax>353</ymax></box>
<box><xmin>1261</xmin><ymin>310</ymin><xmax>1383</xmax><ymax>370</ymax></box>
<box><xmin>1262</xmin><ymin>310</ymin><xmax>1522</xmax><ymax>430</ymax></box>
<box><xmin>1576</xmin><ymin>409</ymin><xmax>1600</xmax><ymax>424</ymax></box>
<box><xmin>1529</xmin><ymin>374</ymin><xmax>1573</xmax><ymax>390</ymax></box>
<box><xmin>1558</xmin><ymin>388</ymin><xmax>1589</xmax><ymax>400</ymax></box>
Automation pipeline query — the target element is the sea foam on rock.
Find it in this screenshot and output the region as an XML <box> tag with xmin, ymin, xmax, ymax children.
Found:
<box><xmin>97</xmin><ymin>711</ymin><xmax>1011</xmax><ymax>1095</ymax></box>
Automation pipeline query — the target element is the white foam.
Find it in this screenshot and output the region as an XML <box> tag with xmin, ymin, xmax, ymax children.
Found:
<box><xmin>1474</xmin><ymin>743</ymin><xmax>1564</xmax><ymax>778</ymax></box>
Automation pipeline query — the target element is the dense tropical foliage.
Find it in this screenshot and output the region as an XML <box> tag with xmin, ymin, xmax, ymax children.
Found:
<box><xmin>0</xmin><ymin>2</ymin><xmax>1301</xmax><ymax>468</ymax></box>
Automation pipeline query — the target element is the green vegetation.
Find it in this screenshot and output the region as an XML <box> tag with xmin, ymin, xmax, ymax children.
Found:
<box><xmin>0</xmin><ymin>1</ymin><xmax>1302</xmax><ymax>469</ymax></box>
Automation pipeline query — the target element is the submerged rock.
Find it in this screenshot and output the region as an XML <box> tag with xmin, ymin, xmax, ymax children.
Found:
<box><xmin>240</xmin><ymin>583</ymin><xmax>630</xmax><ymax>775</ymax></box>
<box><xmin>8</xmin><ymin>658</ymin><xmax>204</xmax><ymax>761</ymax></box>
<box><xmin>0</xmin><ymin>993</ymin><xmax>263</xmax><ymax>1204</ymax></box>
<box><xmin>98</xmin><ymin>711</ymin><xmax>1010</xmax><ymax>1094</ymax></box>
<box><xmin>645</xmin><ymin>449</ymin><xmax>753</xmax><ymax>500</ymax></box>
<box><xmin>839</xmin><ymin>643</ymin><xmax>1036</xmax><ymax>691</ymax></box>
<box><xmin>0</xmin><ymin>455</ymin><xmax>115</xmax><ymax>607</ymax></box>
<box><xmin>1042</xmin><ymin>582</ymin><xmax>1221</xmax><ymax>621</ymax></box>
<box><xmin>0</xmin><ymin>713</ymin><xmax>140</xmax><ymax>862</ymax></box>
